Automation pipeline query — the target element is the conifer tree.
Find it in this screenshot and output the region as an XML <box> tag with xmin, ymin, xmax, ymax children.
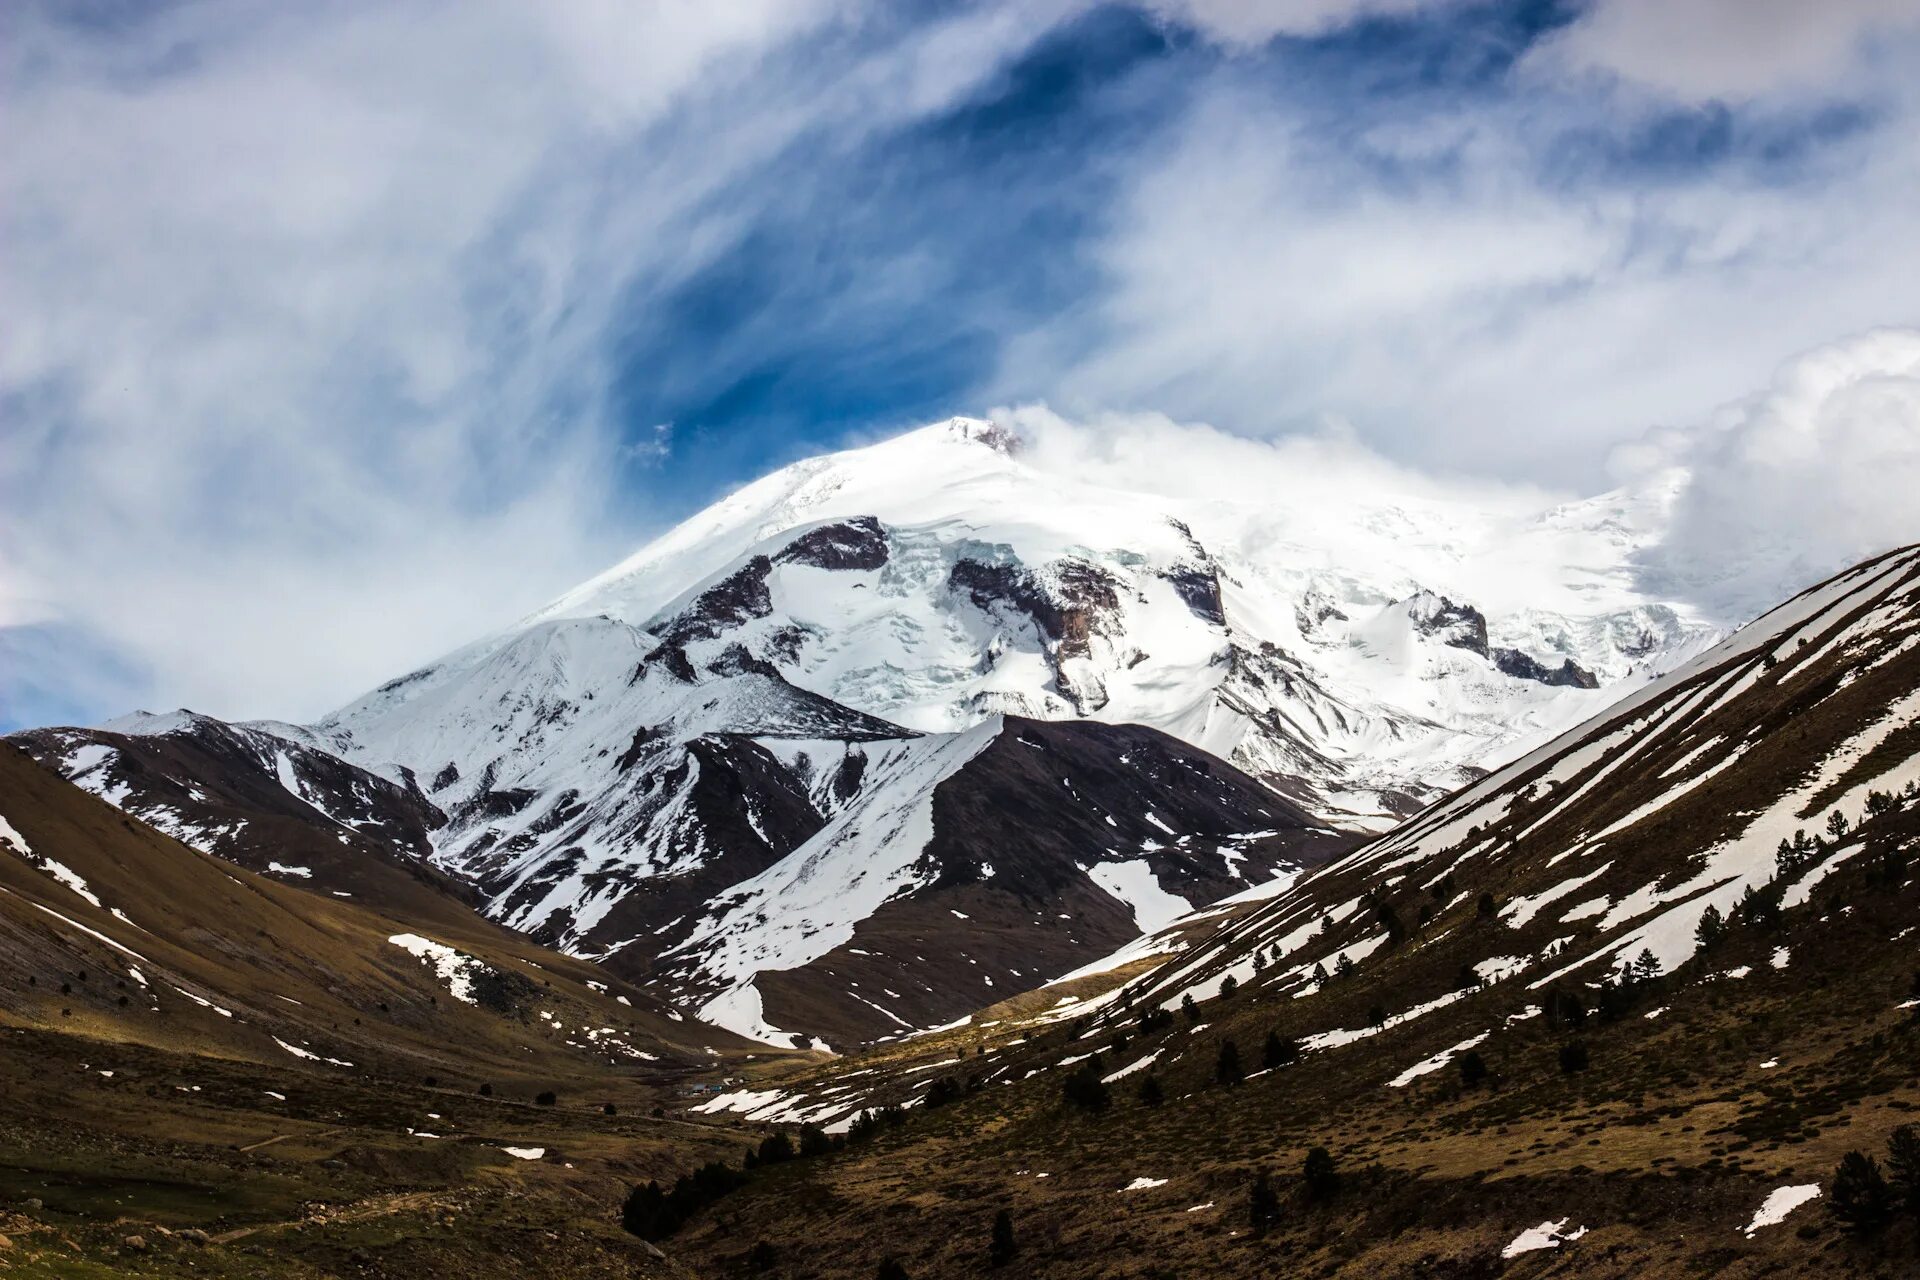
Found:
<box><xmin>1694</xmin><ymin>904</ymin><xmax>1725</xmax><ymax>949</ymax></box>
<box><xmin>1216</xmin><ymin>1039</ymin><xmax>1243</xmax><ymax>1086</ymax></box>
<box><xmin>988</xmin><ymin>1209</ymin><xmax>1016</xmax><ymax>1267</ymax></box>
<box><xmin>1830</xmin><ymin>1151</ymin><xmax>1893</xmax><ymax>1230</ymax></box>
<box><xmin>1249</xmin><ymin>1169</ymin><xmax>1280</xmax><ymax>1236</ymax></box>
<box><xmin>1885</xmin><ymin>1125</ymin><xmax>1920</xmax><ymax>1214</ymax></box>
<box><xmin>1302</xmin><ymin>1146</ymin><xmax>1339</xmax><ymax>1200</ymax></box>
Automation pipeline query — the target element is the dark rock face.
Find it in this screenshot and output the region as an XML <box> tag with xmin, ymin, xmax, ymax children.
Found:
<box><xmin>1494</xmin><ymin>649</ymin><xmax>1600</xmax><ymax>689</ymax></box>
<box><xmin>950</xmin><ymin>555</ymin><xmax>1120</xmax><ymax>647</ymax></box>
<box><xmin>1407</xmin><ymin>593</ymin><xmax>1491</xmax><ymax>656</ymax></box>
<box><xmin>1404</xmin><ymin>592</ymin><xmax>1598</xmax><ymax>689</ymax></box>
<box><xmin>1164</xmin><ymin>564</ymin><xmax>1226</xmax><ymax>627</ymax></box>
<box><xmin>773</xmin><ymin>517</ymin><xmax>890</xmax><ymax>571</ymax></box>
<box><xmin>949</xmin><ymin>557</ymin><xmax>1041</xmax><ymax>621</ymax></box>
<box><xmin>1047</xmin><ymin>561</ymin><xmax>1122</xmax><ymax>661</ymax></box>
<box><xmin>661</xmin><ymin>557</ymin><xmax>774</xmax><ymax>645</ymax></box>
<box><xmin>948</xmin><ymin>555</ymin><xmax>1124</xmax><ymax>694</ymax></box>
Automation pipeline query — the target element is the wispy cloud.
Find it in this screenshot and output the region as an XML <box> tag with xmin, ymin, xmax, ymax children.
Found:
<box><xmin>1000</xmin><ymin>3</ymin><xmax>1920</xmax><ymax>483</ymax></box>
<box><xmin>0</xmin><ymin>0</ymin><xmax>1074</xmax><ymax>724</ymax></box>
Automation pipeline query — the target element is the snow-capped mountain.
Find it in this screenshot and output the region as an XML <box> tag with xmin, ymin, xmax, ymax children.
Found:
<box><xmin>13</xmin><ymin>415</ymin><xmax>1731</xmax><ymax>1045</ymax></box>
<box><xmin>443</xmin><ymin>416</ymin><xmax>1718</xmax><ymax>826</ymax></box>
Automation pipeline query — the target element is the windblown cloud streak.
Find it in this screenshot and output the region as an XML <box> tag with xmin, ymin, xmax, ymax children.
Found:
<box><xmin>0</xmin><ymin>1</ymin><xmax>1075</xmax><ymax>723</ymax></box>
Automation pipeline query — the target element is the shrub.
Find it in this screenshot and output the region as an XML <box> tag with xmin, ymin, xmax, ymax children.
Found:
<box><xmin>602</xmin><ymin>1102</ymin><xmax>617</xmax><ymax>1116</ymax></box>
<box><xmin>798</xmin><ymin>1125</ymin><xmax>833</xmax><ymax>1158</ymax></box>
<box><xmin>622</xmin><ymin>1160</ymin><xmax>749</xmax><ymax>1241</ymax></box>
<box><xmin>989</xmin><ymin>1209</ymin><xmax>1016</xmax><ymax>1267</ymax></box>
<box><xmin>756</xmin><ymin>1133</ymin><xmax>794</xmax><ymax>1166</ymax></box>
<box><xmin>1302</xmin><ymin>1147</ymin><xmax>1339</xmax><ymax>1201</ymax></box>
<box><xmin>746</xmin><ymin>1240</ymin><xmax>778</xmax><ymax>1272</ymax></box>
<box><xmin>1830</xmin><ymin>1151</ymin><xmax>1894</xmax><ymax>1230</ymax></box>
<box><xmin>478</xmin><ymin>1083</ymin><xmax>493</xmax><ymax>1097</ymax></box>
<box><xmin>534</xmin><ymin>1090</ymin><xmax>557</xmax><ymax>1107</ymax></box>
<box><xmin>1137</xmin><ymin>1074</ymin><xmax>1164</xmax><ymax>1108</ymax></box>
<box><xmin>1558</xmin><ymin>1040</ymin><xmax>1590</xmax><ymax>1074</ymax></box>
<box><xmin>876</xmin><ymin>1258</ymin><xmax>909</xmax><ymax>1280</ymax></box>
<box><xmin>1476</xmin><ymin>892</ymin><xmax>1497</xmax><ymax>919</ymax></box>
<box><xmin>1458</xmin><ymin>1051</ymin><xmax>1488</xmax><ymax>1088</ymax></box>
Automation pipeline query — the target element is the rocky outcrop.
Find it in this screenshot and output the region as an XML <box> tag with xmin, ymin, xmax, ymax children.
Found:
<box><xmin>1405</xmin><ymin>591</ymin><xmax>1492</xmax><ymax>655</ymax></box>
<box><xmin>1164</xmin><ymin>564</ymin><xmax>1226</xmax><ymax>627</ymax></box>
<box><xmin>659</xmin><ymin>557</ymin><xmax>774</xmax><ymax>645</ymax></box>
<box><xmin>1404</xmin><ymin>591</ymin><xmax>1599</xmax><ymax>689</ymax></box>
<box><xmin>1493</xmin><ymin>649</ymin><xmax>1600</xmax><ymax>689</ymax></box>
<box><xmin>773</xmin><ymin>516</ymin><xmax>890</xmax><ymax>571</ymax></box>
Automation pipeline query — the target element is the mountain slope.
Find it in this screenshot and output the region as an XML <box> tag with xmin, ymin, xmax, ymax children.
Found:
<box><xmin>655</xmin><ymin>544</ymin><xmax>1920</xmax><ymax>1280</ymax></box>
<box><xmin>659</xmin><ymin>715</ymin><xmax>1347</xmax><ymax>1046</ymax></box>
<box><xmin>0</xmin><ymin>743</ymin><xmax>746</xmax><ymax>1084</ymax></box>
<box><xmin>1126</xmin><ymin>542</ymin><xmax>1920</xmax><ymax>1019</ymax></box>
<box><xmin>10</xmin><ymin>712</ymin><xmax>478</xmax><ymax>928</ymax></box>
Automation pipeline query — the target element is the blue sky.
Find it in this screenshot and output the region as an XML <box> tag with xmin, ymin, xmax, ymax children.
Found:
<box><xmin>4</xmin><ymin>0</ymin><xmax>1919</xmax><ymax>727</ymax></box>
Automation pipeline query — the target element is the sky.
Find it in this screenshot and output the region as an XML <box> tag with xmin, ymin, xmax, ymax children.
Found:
<box><xmin>4</xmin><ymin>0</ymin><xmax>1919</xmax><ymax>729</ymax></box>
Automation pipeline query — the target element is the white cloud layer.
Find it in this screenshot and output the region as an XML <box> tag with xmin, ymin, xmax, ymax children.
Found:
<box><xmin>4</xmin><ymin>0</ymin><xmax>1919</xmax><ymax>725</ymax></box>
<box><xmin>1627</xmin><ymin>328</ymin><xmax>1920</xmax><ymax>617</ymax></box>
<box><xmin>1531</xmin><ymin>0</ymin><xmax>1920</xmax><ymax>102</ymax></box>
<box><xmin>1001</xmin><ymin>26</ymin><xmax>1920</xmax><ymax>484</ymax></box>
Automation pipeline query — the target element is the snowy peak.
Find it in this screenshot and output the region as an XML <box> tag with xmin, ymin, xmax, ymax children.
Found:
<box><xmin>942</xmin><ymin>414</ymin><xmax>1021</xmax><ymax>454</ymax></box>
<box><xmin>470</xmin><ymin>416</ymin><xmax>1717</xmax><ymax>828</ymax></box>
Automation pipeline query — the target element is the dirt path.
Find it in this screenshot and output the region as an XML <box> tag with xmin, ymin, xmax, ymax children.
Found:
<box><xmin>209</xmin><ymin>1189</ymin><xmax>450</xmax><ymax>1244</ymax></box>
<box><xmin>237</xmin><ymin>1126</ymin><xmax>345</xmax><ymax>1153</ymax></box>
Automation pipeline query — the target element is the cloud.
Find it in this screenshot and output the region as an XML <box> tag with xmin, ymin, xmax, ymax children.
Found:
<box><xmin>0</xmin><ymin>0</ymin><xmax>1072</xmax><ymax>725</ymax></box>
<box><xmin>5</xmin><ymin>0</ymin><xmax>1920</xmax><ymax>729</ymax></box>
<box><xmin>1628</xmin><ymin>328</ymin><xmax>1920</xmax><ymax>617</ymax></box>
<box><xmin>1530</xmin><ymin>0</ymin><xmax>1920</xmax><ymax>103</ymax></box>
<box><xmin>1146</xmin><ymin>0</ymin><xmax>1442</xmax><ymax>43</ymax></box>
<box><xmin>992</xmin><ymin>8</ymin><xmax>1920</xmax><ymax>485</ymax></box>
